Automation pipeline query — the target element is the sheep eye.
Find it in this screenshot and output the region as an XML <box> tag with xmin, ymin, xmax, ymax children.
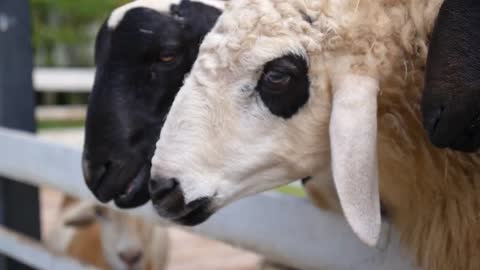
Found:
<box><xmin>265</xmin><ymin>71</ymin><xmax>291</xmax><ymax>85</ymax></box>
<box><xmin>255</xmin><ymin>54</ymin><xmax>310</xmax><ymax>119</ymax></box>
<box><xmin>159</xmin><ymin>55</ymin><xmax>176</xmax><ymax>63</ymax></box>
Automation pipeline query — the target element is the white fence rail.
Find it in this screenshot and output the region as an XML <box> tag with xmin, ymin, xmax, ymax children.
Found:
<box><xmin>0</xmin><ymin>226</ymin><xmax>99</xmax><ymax>270</ymax></box>
<box><xmin>0</xmin><ymin>127</ymin><xmax>414</xmax><ymax>270</ymax></box>
<box><xmin>33</xmin><ymin>68</ymin><xmax>91</xmax><ymax>122</ymax></box>
<box><xmin>33</xmin><ymin>68</ymin><xmax>94</xmax><ymax>92</ymax></box>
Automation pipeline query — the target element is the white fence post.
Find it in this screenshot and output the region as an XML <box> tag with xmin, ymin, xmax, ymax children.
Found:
<box><xmin>0</xmin><ymin>1</ymin><xmax>40</xmax><ymax>269</ymax></box>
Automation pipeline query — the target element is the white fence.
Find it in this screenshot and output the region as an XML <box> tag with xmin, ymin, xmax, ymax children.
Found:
<box><xmin>33</xmin><ymin>68</ymin><xmax>94</xmax><ymax>92</ymax></box>
<box><xmin>0</xmin><ymin>127</ymin><xmax>414</xmax><ymax>270</ymax></box>
<box><xmin>33</xmin><ymin>68</ymin><xmax>92</xmax><ymax>122</ymax></box>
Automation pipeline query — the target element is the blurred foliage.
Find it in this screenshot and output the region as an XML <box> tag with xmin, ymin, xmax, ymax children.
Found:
<box><xmin>276</xmin><ymin>185</ymin><xmax>306</xmax><ymax>197</ymax></box>
<box><xmin>31</xmin><ymin>0</ymin><xmax>128</xmax><ymax>66</ymax></box>
<box><xmin>37</xmin><ymin>119</ymin><xmax>85</xmax><ymax>130</ymax></box>
<box><xmin>31</xmin><ymin>0</ymin><xmax>129</xmax><ymax>105</ymax></box>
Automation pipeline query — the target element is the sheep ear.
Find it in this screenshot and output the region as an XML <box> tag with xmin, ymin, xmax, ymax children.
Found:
<box><xmin>63</xmin><ymin>201</ymin><xmax>97</xmax><ymax>227</ymax></box>
<box><xmin>329</xmin><ymin>74</ymin><xmax>381</xmax><ymax>246</ymax></box>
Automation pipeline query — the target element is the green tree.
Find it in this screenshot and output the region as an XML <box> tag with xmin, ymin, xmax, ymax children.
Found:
<box><xmin>31</xmin><ymin>0</ymin><xmax>128</xmax><ymax>66</ymax></box>
<box><xmin>31</xmin><ymin>0</ymin><xmax>128</xmax><ymax>105</ymax></box>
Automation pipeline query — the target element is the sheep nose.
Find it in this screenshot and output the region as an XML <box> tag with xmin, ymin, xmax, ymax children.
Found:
<box><xmin>82</xmin><ymin>152</ymin><xmax>107</xmax><ymax>186</ymax></box>
<box><xmin>81</xmin><ymin>154</ymin><xmax>92</xmax><ymax>184</ymax></box>
<box><xmin>149</xmin><ymin>177</ymin><xmax>178</xmax><ymax>199</ymax></box>
<box><xmin>149</xmin><ymin>177</ymin><xmax>186</xmax><ymax>218</ymax></box>
<box><xmin>118</xmin><ymin>250</ymin><xmax>143</xmax><ymax>266</ymax></box>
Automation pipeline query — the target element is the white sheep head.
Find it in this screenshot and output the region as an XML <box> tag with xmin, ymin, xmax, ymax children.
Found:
<box><xmin>151</xmin><ymin>0</ymin><xmax>381</xmax><ymax>246</ymax></box>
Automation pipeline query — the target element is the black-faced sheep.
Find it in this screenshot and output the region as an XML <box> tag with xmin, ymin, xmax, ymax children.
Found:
<box><xmin>150</xmin><ymin>0</ymin><xmax>480</xmax><ymax>269</ymax></box>
<box><xmin>422</xmin><ymin>0</ymin><xmax>480</xmax><ymax>152</ymax></box>
<box><xmin>82</xmin><ymin>0</ymin><xmax>223</xmax><ymax>208</ymax></box>
<box><xmin>45</xmin><ymin>196</ymin><xmax>169</xmax><ymax>270</ymax></box>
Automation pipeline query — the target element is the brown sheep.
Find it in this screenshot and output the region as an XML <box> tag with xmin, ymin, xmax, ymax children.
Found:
<box><xmin>45</xmin><ymin>196</ymin><xmax>169</xmax><ymax>270</ymax></box>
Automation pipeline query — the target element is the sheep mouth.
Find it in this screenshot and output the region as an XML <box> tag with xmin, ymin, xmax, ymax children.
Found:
<box><xmin>114</xmin><ymin>165</ymin><xmax>151</xmax><ymax>208</ymax></box>
<box><xmin>173</xmin><ymin>205</ymin><xmax>213</xmax><ymax>226</ymax></box>
<box><xmin>152</xmin><ymin>197</ymin><xmax>214</xmax><ymax>226</ymax></box>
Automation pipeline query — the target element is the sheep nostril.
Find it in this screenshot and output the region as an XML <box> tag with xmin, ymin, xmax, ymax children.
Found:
<box><xmin>118</xmin><ymin>250</ymin><xmax>143</xmax><ymax>266</ymax></box>
<box><xmin>430</xmin><ymin>105</ymin><xmax>445</xmax><ymax>133</ymax></box>
<box><xmin>149</xmin><ymin>177</ymin><xmax>178</xmax><ymax>199</ymax></box>
<box><xmin>149</xmin><ymin>176</ymin><xmax>188</xmax><ymax>218</ymax></box>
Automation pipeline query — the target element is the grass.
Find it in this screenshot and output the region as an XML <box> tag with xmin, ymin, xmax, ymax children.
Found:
<box><xmin>276</xmin><ymin>185</ymin><xmax>306</xmax><ymax>197</ymax></box>
<box><xmin>37</xmin><ymin>119</ymin><xmax>85</xmax><ymax>130</ymax></box>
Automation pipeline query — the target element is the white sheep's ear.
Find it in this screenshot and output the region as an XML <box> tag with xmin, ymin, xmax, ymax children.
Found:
<box><xmin>329</xmin><ymin>73</ymin><xmax>381</xmax><ymax>246</ymax></box>
<box><xmin>63</xmin><ymin>201</ymin><xmax>97</xmax><ymax>227</ymax></box>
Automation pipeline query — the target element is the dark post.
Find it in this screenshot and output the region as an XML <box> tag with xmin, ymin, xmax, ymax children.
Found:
<box><xmin>0</xmin><ymin>0</ymin><xmax>41</xmax><ymax>269</ymax></box>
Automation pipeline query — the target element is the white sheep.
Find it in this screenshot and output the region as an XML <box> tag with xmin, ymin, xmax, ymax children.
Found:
<box><xmin>45</xmin><ymin>196</ymin><xmax>169</xmax><ymax>270</ymax></box>
<box><xmin>149</xmin><ymin>0</ymin><xmax>480</xmax><ymax>269</ymax></box>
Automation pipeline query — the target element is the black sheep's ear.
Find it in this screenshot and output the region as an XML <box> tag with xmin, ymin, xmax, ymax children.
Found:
<box><xmin>170</xmin><ymin>4</ymin><xmax>186</xmax><ymax>26</ymax></box>
<box><xmin>93</xmin><ymin>20</ymin><xmax>111</xmax><ymax>66</ymax></box>
<box><xmin>170</xmin><ymin>3</ymin><xmax>180</xmax><ymax>15</ymax></box>
<box><xmin>171</xmin><ymin>0</ymin><xmax>223</xmax><ymax>41</ymax></box>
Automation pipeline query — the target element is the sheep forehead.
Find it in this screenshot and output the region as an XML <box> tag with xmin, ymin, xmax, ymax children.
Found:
<box><xmin>191</xmin><ymin>0</ymin><xmax>328</xmax><ymax>84</ymax></box>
